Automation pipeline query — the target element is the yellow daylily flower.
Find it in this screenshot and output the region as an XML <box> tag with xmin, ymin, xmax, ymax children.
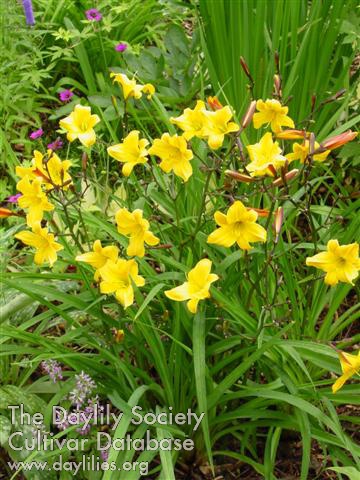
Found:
<box><xmin>110</xmin><ymin>72</ymin><xmax>144</xmax><ymax>100</ymax></box>
<box><xmin>99</xmin><ymin>258</ymin><xmax>145</xmax><ymax>308</ymax></box>
<box><xmin>115</xmin><ymin>208</ymin><xmax>159</xmax><ymax>257</ymax></box>
<box><xmin>148</xmin><ymin>133</ymin><xmax>194</xmax><ymax>182</ymax></box>
<box><xmin>286</xmin><ymin>140</ymin><xmax>330</xmax><ymax>163</ymax></box>
<box><xmin>165</xmin><ymin>259</ymin><xmax>218</xmax><ymax>313</ymax></box>
<box><xmin>332</xmin><ymin>351</ymin><xmax>360</xmax><ymax>393</ymax></box>
<box><xmin>107</xmin><ymin>131</ymin><xmax>149</xmax><ymax>177</ymax></box>
<box><xmin>142</xmin><ymin>83</ymin><xmax>155</xmax><ymax>99</ymax></box>
<box><xmin>202</xmin><ymin>106</ymin><xmax>239</xmax><ymax>149</ymax></box>
<box><xmin>253</xmin><ymin>99</ymin><xmax>295</xmax><ymax>133</ymax></box>
<box><xmin>246</xmin><ymin>132</ymin><xmax>287</xmax><ymax>176</ymax></box>
<box><xmin>16</xmin><ymin>150</ymin><xmax>72</xmax><ymax>189</ymax></box>
<box><xmin>75</xmin><ymin>239</ymin><xmax>119</xmax><ymax>281</ymax></box>
<box><xmin>170</xmin><ymin>100</ymin><xmax>208</xmax><ymax>140</ymax></box>
<box><xmin>306</xmin><ymin>239</ymin><xmax>360</xmax><ymax>286</ymax></box>
<box><xmin>59</xmin><ymin>104</ymin><xmax>100</xmax><ymax>147</ymax></box>
<box><xmin>15</xmin><ymin>222</ymin><xmax>63</xmax><ymax>267</ymax></box>
<box><xmin>17</xmin><ymin>177</ymin><xmax>54</xmax><ymax>227</ymax></box>
<box><xmin>207</xmin><ymin>200</ymin><xmax>267</xmax><ymax>250</ymax></box>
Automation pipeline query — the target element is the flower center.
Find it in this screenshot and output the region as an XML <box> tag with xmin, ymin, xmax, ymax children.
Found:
<box><xmin>233</xmin><ymin>221</ymin><xmax>244</xmax><ymax>235</ymax></box>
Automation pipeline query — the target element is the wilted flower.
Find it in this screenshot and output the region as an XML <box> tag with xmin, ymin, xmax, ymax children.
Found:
<box><xmin>115</xmin><ymin>208</ymin><xmax>159</xmax><ymax>257</ymax></box>
<box><xmin>7</xmin><ymin>193</ymin><xmax>22</xmax><ymax>203</ymax></box>
<box><xmin>59</xmin><ymin>89</ymin><xmax>74</xmax><ymax>102</ymax></box>
<box><xmin>246</xmin><ymin>132</ymin><xmax>287</xmax><ymax>176</ymax></box>
<box><xmin>115</xmin><ymin>42</ymin><xmax>127</xmax><ymax>52</ymax></box>
<box><xmin>165</xmin><ymin>259</ymin><xmax>218</xmax><ymax>313</ymax></box>
<box><xmin>41</xmin><ymin>360</ymin><xmax>63</xmax><ymax>383</ymax></box>
<box><xmin>99</xmin><ymin>258</ymin><xmax>145</xmax><ymax>308</ymax></box>
<box><xmin>29</xmin><ymin>128</ymin><xmax>43</xmax><ymax>140</ymax></box>
<box><xmin>47</xmin><ymin>139</ymin><xmax>63</xmax><ymax>151</ymax></box>
<box><xmin>253</xmin><ymin>99</ymin><xmax>294</xmax><ymax>133</ymax></box>
<box><xmin>149</xmin><ymin>133</ymin><xmax>194</xmax><ymax>182</ymax></box>
<box><xmin>59</xmin><ymin>104</ymin><xmax>100</xmax><ymax>147</ymax></box>
<box><xmin>306</xmin><ymin>239</ymin><xmax>360</xmax><ymax>286</ymax></box>
<box><xmin>332</xmin><ymin>350</ymin><xmax>360</xmax><ymax>393</ymax></box>
<box><xmin>85</xmin><ymin>8</ymin><xmax>102</xmax><ymax>21</ymax></box>
<box><xmin>107</xmin><ymin>130</ymin><xmax>149</xmax><ymax>176</ymax></box>
<box><xmin>75</xmin><ymin>240</ymin><xmax>119</xmax><ymax>281</ymax></box>
<box><xmin>207</xmin><ymin>200</ymin><xmax>267</xmax><ymax>250</ymax></box>
<box><xmin>15</xmin><ymin>222</ymin><xmax>63</xmax><ymax>266</ymax></box>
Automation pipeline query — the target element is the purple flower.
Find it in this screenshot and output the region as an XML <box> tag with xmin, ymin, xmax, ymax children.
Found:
<box><xmin>47</xmin><ymin>138</ymin><xmax>63</xmax><ymax>151</ymax></box>
<box><xmin>59</xmin><ymin>89</ymin><xmax>74</xmax><ymax>102</ymax></box>
<box><xmin>41</xmin><ymin>360</ymin><xmax>63</xmax><ymax>383</ymax></box>
<box><xmin>69</xmin><ymin>371</ymin><xmax>96</xmax><ymax>408</ymax></box>
<box><xmin>85</xmin><ymin>8</ymin><xmax>102</xmax><ymax>21</ymax></box>
<box><xmin>7</xmin><ymin>194</ymin><xmax>22</xmax><ymax>203</ymax></box>
<box><xmin>22</xmin><ymin>0</ymin><xmax>35</xmax><ymax>26</ymax></box>
<box><xmin>29</xmin><ymin>128</ymin><xmax>43</xmax><ymax>140</ymax></box>
<box><xmin>101</xmin><ymin>451</ymin><xmax>109</xmax><ymax>461</ymax></box>
<box><xmin>115</xmin><ymin>43</ymin><xmax>127</xmax><ymax>53</ymax></box>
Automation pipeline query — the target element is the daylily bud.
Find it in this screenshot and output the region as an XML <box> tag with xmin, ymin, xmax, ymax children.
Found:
<box><xmin>207</xmin><ymin>96</ymin><xmax>223</xmax><ymax>111</ymax></box>
<box><xmin>272</xmin><ymin>169</ymin><xmax>299</xmax><ymax>187</ymax></box>
<box><xmin>276</xmin><ymin>129</ymin><xmax>310</xmax><ymax>140</ymax></box>
<box><xmin>268</xmin><ymin>164</ymin><xmax>277</xmax><ymax>177</ymax></box>
<box><xmin>82</xmin><ymin>152</ymin><xmax>88</xmax><ymax>171</ymax></box>
<box><xmin>248</xmin><ymin>207</ymin><xmax>270</xmax><ymax>217</ymax></box>
<box><xmin>240</xmin><ymin>56</ymin><xmax>253</xmax><ymax>82</ymax></box>
<box><xmin>225</xmin><ymin>170</ymin><xmax>257</xmax><ymax>183</ymax></box>
<box><xmin>273</xmin><ymin>206</ymin><xmax>284</xmax><ymax>243</ymax></box>
<box><xmin>0</xmin><ymin>208</ymin><xmax>18</xmax><ymax>218</ymax></box>
<box><xmin>308</xmin><ymin>132</ymin><xmax>316</xmax><ymax>156</ymax></box>
<box><xmin>241</xmin><ymin>100</ymin><xmax>256</xmax><ymax>129</ymax></box>
<box><xmin>33</xmin><ymin>168</ymin><xmax>51</xmax><ymax>183</ymax></box>
<box><xmin>311</xmin><ymin>94</ymin><xmax>316</xmax><ymax>112</ymax></box>
<box><xmin>322</xmin><ymin>89</ymin><xmax>346</xmax><ymax>105</ymax></box>
<box><xmin>317</xmin><ymin>130</ymin><xmax>358</xmax><ymax>152</ymax></box>
<box><xmin>274</xmin><ymin>74</ymin><xmax>282</xmax><ymax>97</ymax></box>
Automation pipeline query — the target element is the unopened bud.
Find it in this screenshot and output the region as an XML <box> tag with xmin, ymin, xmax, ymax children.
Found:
<box><xmin>82</xmin><ymin>152</ymin><xmax>88</xmax><ymax>171</ymax></box>
<box><xmin>0</xmin><ymin>208</ymin><xmax>18</xmax><ymax>218</ymax></box>
<box><xmin>240</xmin><ymin>56</ymin><xmax>253</xmax><ymax>82</ymax></box>
<box><xmin>308</xmin><ymin>132</ymin><xmax>316</xmax><ymax>156</ymax></box>
<box><xmin>207</xmin><ymin>96</ymin><xmax>223</xmax><ymax>111</ymax></box>
<box><xmin>311</xmin><ymin>94</ymin><xmax>316</xmax><ymax>112</ymax></box>
<box><xmin>273</xmin><ymin>207</ymin><xmax>284</xmax><ymax>243</ymax></box>
<box><xmin>276</xmin><ymin>129</ymin><xmax>310</xmax><ymax>140</ymax></box>
<box><xmin>322</xmin><ymin>89</ymin><xmax>346</xmax><ymax>105</ymax></box>
<box><xmin>33</xmin><ymin>168</ymin><xmax>51</xmax><ymax>183</ymax></box>
<box><xmin>317</xmin><ymin>130</ymin><xmax>358</xmax><ymax>152</ymax></box>
<box><xmin>272</xmin><ymin>169</ymin><xmax>299</xmax><ymax>187</ymax></box>
<box><xmin>274</xmin><ymin>74</ymin><xmax>282</xmax><ymax>97</ymax></box>
<box><xmin>267</xmin><ymin>164</ymin><xmax>278</xmax><ymax>177</ymax></box>
<box><xmin>248</xmin><ymin>207</ymin><xmax>270</xmax><ymax>217</ymax></box>
<box><xmin>241</xmin><ymin>100</ymin><xmax>256</xmax><ymax>129</ymax></box>
<box><xmin>225</xmin><ymin>170</ymin><xmax>257</xmax><ymax>183</ymax></box>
